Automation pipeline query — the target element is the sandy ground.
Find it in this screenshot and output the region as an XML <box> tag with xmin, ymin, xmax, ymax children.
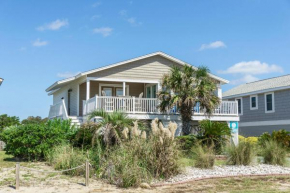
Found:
<box><xmin>2</xmin><ymin>162</ymin><xmax>290</xmax><ymax>193</ymax></box>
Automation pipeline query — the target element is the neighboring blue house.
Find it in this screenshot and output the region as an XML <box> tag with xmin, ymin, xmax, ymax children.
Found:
<box><xmin>223</xmin><ymin>75</ymin><xmax>290</xmax><ymax>136</ymax></box>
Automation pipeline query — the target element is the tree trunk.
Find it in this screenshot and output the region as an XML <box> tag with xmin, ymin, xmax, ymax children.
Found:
<box><xmin>180</xmin><ymin>103</ymin><xmax>193</xmax><ymax>135</ymax></box>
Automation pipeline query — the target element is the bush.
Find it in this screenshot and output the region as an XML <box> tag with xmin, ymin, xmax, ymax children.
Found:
<box><xmin>198</xmin><ymin>120</ymin><xmax>231</xmax><ymax>154</ymax></box>
<box><xmin>260</xmin><ymin>140</ymin><xmax>287</xmax><ymax>166</ymax></box>
<box><xmin>192</xmin><ymin>144</ymin><xmax>215</xmax><ymax>169</ymax></box>
<box><xmin>258</xmin><ymin>130</ymin><xmax>290</xmax><ymax>148</ymax></box>
<box><xmin>99</xmin><ymin>119</ymin><xmax>180</xmax><ymax>187</ymax></box>
<box><xmin>46</xmin><ymin>143</ymin><xmax>88</xmax><ymax>176</ymax></box>
<box><xmin>0</xmin><ymin>114</ymin><xmax>20</xmax><ymax>132</ymax></box>
<box><xmin>226</xmin><ymin>141</ymin><xmax>255</xmax><ymax>165</ymax></box>
<box><xmin>0</xmin><ymin>119</ymin><xmax>76</xmax><ymax>160</ymax></box>
<box><xmin>176</xmin><ymin>135</ymin><xmax>197</xmax><ymax>153</ymax></box>
<box><xmin>239</xmin><ymin>135</ymin><xmax>258</xmax><ymax>145</ymax></box>
<box><xmin>73</xmin><ymin>122</ymin><xmax>101</xmax><ymax>149</ymax></box>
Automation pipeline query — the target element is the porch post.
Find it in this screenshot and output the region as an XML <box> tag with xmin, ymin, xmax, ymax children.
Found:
<box><xmin>123</xmin><ymin>81</ymin><xmax>126</xmax><ymax>96</ymax></box>
<box><xmin>86</xmin><ymin>79</ymin><xmax>90</xmax><ymax>100</ymax></box>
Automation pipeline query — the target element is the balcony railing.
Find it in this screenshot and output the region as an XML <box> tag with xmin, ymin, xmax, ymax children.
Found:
<box><xmin>82</xmin><ymin>96</ymin><xmax>238</xmax><ymax>116</ymax></box>
<box><xmin>48</xmin><ymin>99</ymin><xmax>68</xmax><ymax>119</ymax></box>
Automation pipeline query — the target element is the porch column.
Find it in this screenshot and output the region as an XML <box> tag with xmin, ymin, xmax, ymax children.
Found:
<box><xmin>86</xmin><ymin>79</ymin><xmax>90</xmax><ymax>100</ymax></box>
<box><xmin>123</xmin><ymin>81</ymin><xmax>126</xmax><ymax>96</ymax></box>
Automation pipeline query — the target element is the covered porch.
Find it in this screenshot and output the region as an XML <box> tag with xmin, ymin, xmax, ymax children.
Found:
<box><xmin>79</xmin><ymin>77</ymin><xmax>160</xmax><ymax>116</ymax></box>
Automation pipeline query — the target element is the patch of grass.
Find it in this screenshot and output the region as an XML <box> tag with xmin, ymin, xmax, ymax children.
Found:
<box><xmin>178</xmin><ymin>157</ymin><xmax>195</xmax><ymax>167</ymax></box>
<box><xmin>0</xmin><ymin>151</ymin><xmax>34</xmax><ymax>168</ymax></box>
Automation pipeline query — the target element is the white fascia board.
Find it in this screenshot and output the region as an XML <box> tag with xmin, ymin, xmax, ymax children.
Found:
<box><xmin>46</xmin><ymin>51</ymin><xmax>229</xmax><ymax>92</ymax></box>
<box><xmin>223</xmin><ymin>85</ymin><xmax>290</xmax><ymax>99</ymax></box>
<box><xmin>47</xmin><ymin>88</ymin><xmax>60</xmax><ymax>96</ymax></box>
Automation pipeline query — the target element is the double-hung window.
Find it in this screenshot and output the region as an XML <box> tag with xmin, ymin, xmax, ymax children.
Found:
<box><xmin>236</xmin><ymin>98</ymin><xmax>243</xmax><ymax>115</ymax></box>
<box><xmin>265</xmin><ymin>92</ymin><xmax>275</xmax><ymax>113</ymax></box>
<box><xmin>250</xmin><ymin>95</ymin><xmax>258</xmax><ymax>110</ymax></box>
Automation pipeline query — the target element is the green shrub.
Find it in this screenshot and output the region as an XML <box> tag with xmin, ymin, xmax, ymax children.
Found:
<box><xmin>226</xmin><ymin>141</ymin><xmax>255</xmax><ymax>165</ymax></box>
<box><xmin>260</xmin><ymin>140</ymin><xmax>287</xmax><ymax>166</ymax></box>
<box><xmin>46</xmin><ymin>143</ymin><xmax>88</xmax><ymax>176</ymax></box>
<box><xmin>198</xmin><ymin>120</ymin><xmax>231</xmax><ymax>154</ymax></box>
<box><xmin>0</xmin><ymin>114</ymin><xmax>20</xmax><ymax>132</ymax></box>
<box><xmin>0</xmin><ymin>119</ymin><xmax>76</xmax><ymax>160</ymax></box>
<box><xmin>73</xmin><ymin>122</ymin><xmax>101</xmax><ymax>149</ymax></box>
<box><xmin>192</xmin><ymin>144</ymin><xmax>215</xmax><ymax>168</ymax></box>
<box><xmin>99</xmin><ymin>119</ymin><xmax>180</xmax><ymax>187</ymax></box>
<box><xmin>258</xmin><ymin>130</ymin><xmax>290</xmax><ymax>149</ymax></box>
<box><xmin>176</xmin><ymin>135</ymin><xmax>197</xmax><ymax>153</ymax></box>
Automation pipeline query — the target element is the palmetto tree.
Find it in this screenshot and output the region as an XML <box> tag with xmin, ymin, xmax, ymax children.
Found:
<box><xmin>88</xmin><ymin>110</ymin><xmax>135</xmax><ymax>146</ymax></box>
<box><xmin>158</xmin><ymin>65</ymin><xmax>220</xmax><ymax>135</ymax></box>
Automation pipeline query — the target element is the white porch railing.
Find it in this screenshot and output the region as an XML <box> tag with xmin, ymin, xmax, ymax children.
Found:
<box><xmin>83</xmin><ymin>96</ymin><xmax>158</xmax><ymax>115</ymax></box>
<box><xmin>48</xmin><ymin>99</ymin><xmax>69</xmax><ymax>120</ymax></box>
<box><xmin>82</xmin><ymin>96</ymin><xmax>238</xmax><ymax>116</ymax></box>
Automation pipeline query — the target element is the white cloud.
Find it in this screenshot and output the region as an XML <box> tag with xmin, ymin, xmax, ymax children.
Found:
<box><xmin>32</xmin><ymin>39</ymin><xmax>48</xmax><ymax>47</ymax></box>
<box><xmin>37</xmin><ymin>19</ymin><xmax>69</xmax><ymax>31</ymax></box>
<box><xmin>93</xmin><ymin>27</ymin><xmax>113</xmax><ymax>37</ymax></box>
<box><xmin>91</xmin><ymin>15</ymin><xmax>101</xmax><ymax>20</ymax></box>
<box><xmin>219</xmin><ymin>61</ymin><xmax>283</xmax><ymax>75</ymax></box>
<box><xmin>119</xmin><ymin>10</ymin><xmax>127</xmax><ymax>16</ymax></box>
<box><xmin>230</xmin><ymin>75</ymin><xmax>260</xmax><ymax>85</ymax></box>
<box><xmin>127</xmin><ymin>17</ymin><xmax>142</xmax><ymax>26</ymax></box>
<box><xmin>92</xmin><ymin>1</ymin><xmax>101</xmax><ymax>7</ymax></box>
<box><xmin>119</xmin><ymin>10</ymin><xmax>142</xmax><ymax>26</ymax></box>
<box><xmin>57</xmin><ymin>71</ymin><xmax>80</xmax><ymax>78</ymax></box>
<box><xmin>199</xmin><ymin>41</ymin><xmax>226</xmax><ymax>51</ymax></box>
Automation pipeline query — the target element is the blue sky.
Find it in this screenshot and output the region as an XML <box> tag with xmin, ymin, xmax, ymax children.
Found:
<box><xmin>1</xmin><ymin>0</ymin><xmax>290</xmax><ymax>120</ymax></box>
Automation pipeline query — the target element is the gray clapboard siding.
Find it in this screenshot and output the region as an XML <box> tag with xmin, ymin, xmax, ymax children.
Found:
<box><xmin>239</xmin><ymin>124</ymin><xmax>290</xmax><ymax>137</ymax></box>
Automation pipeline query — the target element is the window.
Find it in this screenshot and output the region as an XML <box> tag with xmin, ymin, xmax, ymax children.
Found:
<box><xmin>250</xmin><ymin>95</ymin><xmax>258</xmax><ymax>110</ymax></box>
<box><xmin>103</xmin><ymin>88</ymin><xmax>112</xmax><ymax>96</ymax></box>
<box><xmin>146</xmin><ymin>84</ymin><xmax>158</xmax><ymax>98</ymax></box>
<box><xmin>236</xmin><ymin>98</ymin><xmax>243</xmax><ymax>115</ymax></box>
<box><xmin>265</xmin><ymin>92</ymin><xmax>275</xmax><ymax>113</ymax></box>
<box><xmin>116</xmin><ymin>88</ymin><xmax>123</xmax><ymax>96</ymax></box>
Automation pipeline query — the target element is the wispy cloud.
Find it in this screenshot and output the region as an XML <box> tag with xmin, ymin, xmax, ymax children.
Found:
<box><xmin>32</xmin><ymin>38</ymin><xmax>48</xmax><ymax>47</ymax></box>
<box><xmin>92</xmin><ymin>1</ymin><xmax>101</xmax><ymax>7</ymax></box>
<box><xmin>199</xmin><ymin>41</ymin><xmax>226</xmax><ymax>51</ymax></box>
<box><xmin>127</xmin><ymin>17</ymin><xmax>142</xmax><ymax>26</ymax></box>
<box><xmin>119</xmin><ymin>10</ymin><xmax>127</xmax><ymax>16</ymax></box>
<box><xmin>57</xmin><ymin>71</ymin><xmax>80</xmax><ymax>78</ymax></box>
<box><xmin>219</xmin><ymin>60</ymin><xmax>284</xmax><ymax>85</ymax></box>
<box><xmin>19</xmin><ymin>47</ymin><xmax>27</xmax><ymax>51</ymax></box>
<box><xmin>219</xmin><ymin>61</ymin><xmax>283</xmax><ymax>75</ymax></box>
<box><xmin>36</xmin><ymin>19</ymin><xmax>69</xmax><ymax>31</ymax></box>
<box><xmin>93</xmin><ymin>27</ymin><xmax>113</xmax><ymax>37</ymax></box>
<box><xmin>119</xmin><ymin>10</ymin><xmax>142</xmax><ymax>26</ymax></box>
<box><xmin>91</xmin><ymin>15</ymin><xmax>101</xmax><ymax>20</ymax></box>
<box><xmin>230</xmin><ymin>75</ymin><xmax>260</xmax><ymax>85</ymax></box>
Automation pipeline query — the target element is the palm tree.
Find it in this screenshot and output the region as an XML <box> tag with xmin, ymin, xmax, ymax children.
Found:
<box><xmin>88</xmin><ymin>110</ymin><xmax>135</xmax><ymax>146</ymax></box>
<box><xmin>158</xmin><ymin>65</ymin><xmax>220</xmax><ymax>135</ymax></box>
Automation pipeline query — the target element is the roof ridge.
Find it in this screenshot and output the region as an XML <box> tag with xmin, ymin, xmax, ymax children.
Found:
<box><xmin>246</xmin><ymin>74</ymin><xmax>290</xmax><ymax>84</ymax></box>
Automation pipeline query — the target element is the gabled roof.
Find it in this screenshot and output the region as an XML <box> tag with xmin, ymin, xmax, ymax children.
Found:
<box><xmin>223</xmin><ymin>74</ymin><xmax>290</xmax><ymax>98</ymax></box>
<box><xmin>46</xmin><ymin>51</ymin><xmax>229</xmax><ymax>92</ymax></box>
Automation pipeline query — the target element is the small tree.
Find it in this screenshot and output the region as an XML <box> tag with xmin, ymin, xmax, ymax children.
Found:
<box><xmin>22</xmin><ymin>116</ymin><xmax>48</xmax><ymax>125</ymax></box>
<box><xmin>0</xmin><ymin>114</ymin><xmax>20</xmax><ymax>132</ymax></box>
<box><xmin>158</xmin><ymin>65</ymin><xmax>220</xmax><ymax>135</ymax></box>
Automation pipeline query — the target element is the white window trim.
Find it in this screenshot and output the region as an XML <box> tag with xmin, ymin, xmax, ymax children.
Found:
<box><xmin>98</xmin><ymin>83</ymin><xmax>129</xmax><ymax>96</ymax></box>
<box><xmin>250</xmin><ymin>95</ymin><xmax>258</xmax><ymax>110</ymax></box>
<box><xmin>235</xmin><ymin>97</ymin><xmax>243</xmax><ymax>116</ymax></box>
<box><xmin>265</xmin><ymin>92</ymin><xmax>275</xmax><ymax>113</ymax></box>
